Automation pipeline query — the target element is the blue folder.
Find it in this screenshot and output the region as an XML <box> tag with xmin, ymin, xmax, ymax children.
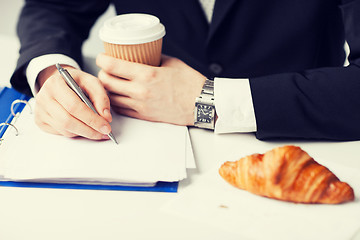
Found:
<box><xmin>0</xmin><ymin>180</ymin><xmax>178</xmax><ymax>192</ymax></box>
<box><xmin>0</xmin><ymin>86</ymin><xmax>30</xmax><ymax>137</ymax></box>
<box><xmin>0</xmin><ymin>87</ymin><xmax>178</xmax><ymax>192</ymax></box>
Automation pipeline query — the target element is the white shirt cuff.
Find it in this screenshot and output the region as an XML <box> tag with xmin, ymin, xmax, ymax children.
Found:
<box><xmin>214</xmin><ymin>77</ymin><xmax>257</xmax><ymax>133</ymax></box>
<box><xmin>26</xmin><ymin>54</ymin><xmax>80</xmax><ymax>96</ymax></box>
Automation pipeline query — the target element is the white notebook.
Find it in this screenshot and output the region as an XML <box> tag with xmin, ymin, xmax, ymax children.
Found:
<box><xmin>0</xmin><ymin>98</ymin><xmax>191</xmax><ymax>186</ymax></box>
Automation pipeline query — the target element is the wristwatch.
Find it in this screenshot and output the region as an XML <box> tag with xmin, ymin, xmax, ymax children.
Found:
<box><xmin>194</xmin><ymin>78</ymin><xmax>216</xmax><ymax>130</ymax></box>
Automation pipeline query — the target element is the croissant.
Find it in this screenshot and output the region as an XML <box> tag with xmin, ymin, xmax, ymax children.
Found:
<box><xmin>219</xmin><ymin>145</ymin><xmax>354</xmax><ymax>204</ymax></box>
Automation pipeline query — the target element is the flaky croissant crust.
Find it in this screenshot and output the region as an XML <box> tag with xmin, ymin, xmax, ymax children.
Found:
<box><xmin>219</xmin><ymin>145</ymin><xmax>354</xmax><ymax>204</ymax></box>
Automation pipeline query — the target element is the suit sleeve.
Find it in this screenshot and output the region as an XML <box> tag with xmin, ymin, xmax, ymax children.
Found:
<box><xmin>249</xmin><ymin>0</ymin><xmax>360</xmax><ymax>140</ymax></box>
<box><xmin>10</xmin><ymin>0</ymin><xmax>111</xmax><ymax>96</ymax></box>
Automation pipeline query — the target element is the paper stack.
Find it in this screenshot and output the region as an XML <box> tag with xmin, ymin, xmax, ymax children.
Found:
<box><xmin>0</xmin><ymin>99</ymin><xmax>194</xmax><ymax>187</ymax></box>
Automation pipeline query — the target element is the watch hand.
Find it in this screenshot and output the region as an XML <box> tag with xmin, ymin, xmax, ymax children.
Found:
<box><xmin>199</xmin><ymin>109</ymin><xmax>209</xmax><ymax>116</ymax></box>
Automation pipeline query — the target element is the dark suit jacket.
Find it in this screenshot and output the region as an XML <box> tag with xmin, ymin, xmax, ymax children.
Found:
<box><xmin>10</xmin><ymin>0</ymin><xmax>360</xmax><ymax>140</ymax></box>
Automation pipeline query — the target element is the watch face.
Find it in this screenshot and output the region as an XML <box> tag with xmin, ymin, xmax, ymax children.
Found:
<box><xmin>196</xmin><ymin>104</ymin><xmax>213</xmax><ymax>123</ymax></box>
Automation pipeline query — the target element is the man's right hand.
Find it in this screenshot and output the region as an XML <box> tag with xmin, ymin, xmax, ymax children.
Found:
<box><xmin>34</xmin><ymin>65</ymin><xmax>113</xmax><ymax>140</ymax></box>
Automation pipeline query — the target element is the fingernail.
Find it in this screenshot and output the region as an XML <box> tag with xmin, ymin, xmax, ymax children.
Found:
<box><xmin>104</xmin><ymin>109</ymin><xmax>112</xmax><ymax>121</ymax></box>
<box><xmin>100</xmin><ymin>125</ymin><xmax>110</xmax><ymax>134</ymax></box>
<box><xmin>102</xmin><ymin>135</ymin><xmax>110</xmax><ymax>140</ymax></box>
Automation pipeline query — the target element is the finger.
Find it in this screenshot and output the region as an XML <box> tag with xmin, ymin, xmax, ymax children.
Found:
<box><xmin>46</xmin><ymin>73</ymin><xmax>111</xmax><ymax>136</ymax></box>
<box><xmin>49</xmin><ymin>98</ymin><xmax>109</xmax><ymax>140</ymax></box>
<box><xmin>42</xmin><ymin>122</ymin><xmax>77</xmax><ymax>138</ymax></box>
<box><xmin>38</xmin><ymin>91</ymin><xmax>106</xmax><ymax>139</ymax></box>
<box><xmin>98</xmin><ymin>69</ymin><xmax>149</xmax><ymax>101</ymax></box>
<box><xmin>109</xmin><ymin>93</ymin><xmax>139</xmax><ymax>110</ymax></box>
<box><xmin>34</xmin><ymin>107</ymin><xmax>61</xmax><ymax>136</ymax></box>
<box><xmin>34</xmin><ymin>100</ymin><xmax>76</xmax><ymax>138</ymax></box>
<box><xmin>112</xmin><ymin>107</ymin><xmax>142</xmax><ymax>119</ymax></box>
<box><xmin>112</xmin><ymin>107</ymin><xmax>158</xmax><ymax>123</ymax></box>
<box><xmin>96</xmin><ymin>52</ymin><xmax>153</xmax><ymax>80</ymax></box>
<box><xmin>98</xmin><ymin>69</ymin><xmax>134</xmax><ymax>97</ymax></box>
<box><xmin>67</xmin><ymin>68</ymin><xmax>112</xmax><ymax>123</ymax></box>
<box><xmin>46</xmin><ymin>76</ymin><xmax>112</xmax><ymax>138</ymax></box>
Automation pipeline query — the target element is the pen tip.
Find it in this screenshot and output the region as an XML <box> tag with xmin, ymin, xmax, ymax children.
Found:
<box><xmin>109</xmin><ymin>132</ymin><xmax>118</xmax><ymax>145</ymax></box>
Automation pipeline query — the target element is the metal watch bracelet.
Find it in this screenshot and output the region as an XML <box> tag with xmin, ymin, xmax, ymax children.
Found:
<box><xmin>194</xmin><ymin>78</ymin><xmax>216</xmax><ymax>130</ymax></box>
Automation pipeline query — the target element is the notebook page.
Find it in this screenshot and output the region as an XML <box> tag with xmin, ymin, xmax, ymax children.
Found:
<box><xmin>185</xmin><ymin>128</ymin><xmax>196</xmax><ymax>169</ymax></box>
<box><xmin>0</xmin><ymin>109</ymin><xmax>21</xmax><ymax>177</ymax></box>
<box><xmin>1</xmin><ymin>99</ymin><xmax>187</xmax><ymax>183</ymax></box>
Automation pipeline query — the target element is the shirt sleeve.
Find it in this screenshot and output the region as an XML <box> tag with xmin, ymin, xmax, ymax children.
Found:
<box><xmin>26</xmin><ymin>54</ymin><xmax>80</xmax><ymax>96</ymax></box>
<box><xmin>214</xmin><ymin>77</ymin><xmax>257</xmax><ymax>134</ymax></box>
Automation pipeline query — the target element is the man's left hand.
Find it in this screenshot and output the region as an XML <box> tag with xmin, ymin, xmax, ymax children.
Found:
<box><xmin>96</xmin><ymin>53</ymin><xmax>206</xmax><ymax>125</ymax></box>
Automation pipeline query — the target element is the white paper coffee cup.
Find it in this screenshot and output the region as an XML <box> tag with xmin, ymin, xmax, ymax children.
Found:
<box><xmin>99</xmin><ymin>13</ymin><xmax>166</xmax><ymax>66</ymax></box>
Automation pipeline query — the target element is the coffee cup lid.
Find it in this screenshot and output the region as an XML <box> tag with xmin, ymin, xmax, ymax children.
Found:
<box><xmin>99</xmin><ymin>13</ymin><xmax>166</xmax><ymax>45</ymax></box>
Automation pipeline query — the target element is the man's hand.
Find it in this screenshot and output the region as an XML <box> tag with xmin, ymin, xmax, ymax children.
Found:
<box><xmin>35</xmin><ymin>65</ymin><xmax>113</xmax><ymax>140</ymax></box>
<box><xmin>96</xmin><ymin>53</ymin><xmax>206</xmax><ymax>126</ymax></box>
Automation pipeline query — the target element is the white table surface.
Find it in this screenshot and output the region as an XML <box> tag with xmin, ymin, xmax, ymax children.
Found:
<box><xmin>1</xmin><ymin>34</ymin><xmax>359</xmax><ymax>240</ymax></box>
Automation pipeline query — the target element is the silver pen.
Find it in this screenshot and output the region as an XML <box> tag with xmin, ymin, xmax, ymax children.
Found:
<box><xmin>55</xmin><ymin>63</ymin><xmax>118</xmax><ymax>144</ymax></box>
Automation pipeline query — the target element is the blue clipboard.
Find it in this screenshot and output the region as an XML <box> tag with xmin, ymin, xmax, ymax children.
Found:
<box><xmin>0</xmin><ymin>180</ymin><xmax>179</xmax><ymax>192</ymax></box>
<box><xmin>0</xmin><ymin>87</ymin><xmax>178</xmax><ymax>193</ymax></box>
<box><xmin>0</xmin><ymin>87</ymin><xmax>30</xmax><ymax>136</ymax></box>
